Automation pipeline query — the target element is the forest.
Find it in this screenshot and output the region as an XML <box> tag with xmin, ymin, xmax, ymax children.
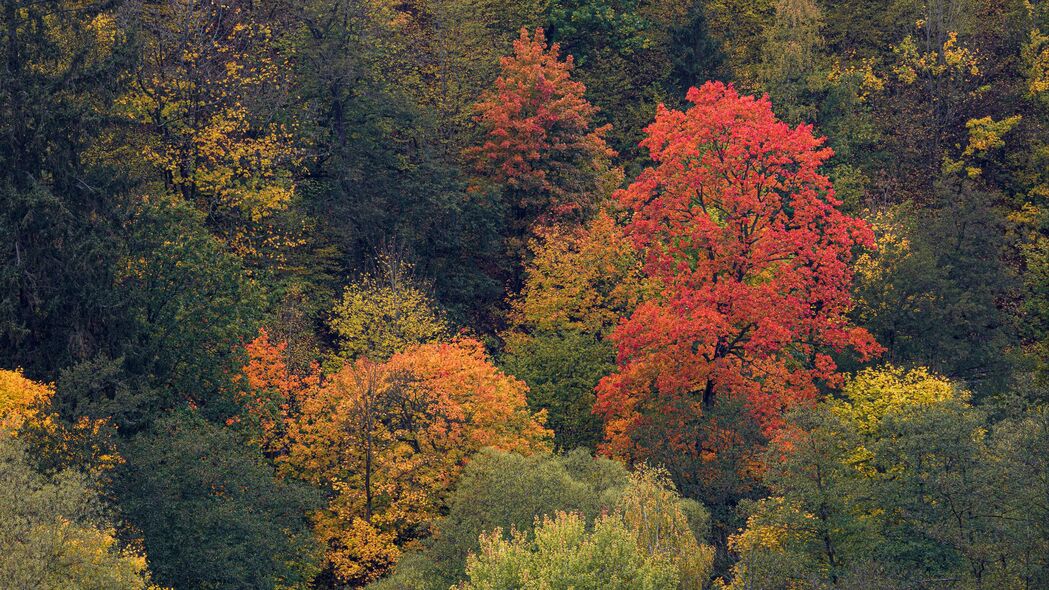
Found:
<box><xmin>1</xmin><ymin>0</ymin><xmax>1048</xmax><ymax>588</ymax></box>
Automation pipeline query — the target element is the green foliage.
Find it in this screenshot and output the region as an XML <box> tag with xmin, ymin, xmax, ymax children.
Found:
<box><xmin>618</xmin><ymin>466</ymin><xmax>715</xmax><ymax>589</ymax></box>
<box><xmin>853</xmin><ymin>182</ymin><xmax>1020</xmax><ymax>396</ymax></box>
<box><xmin>547</xmin><ymin>0</ymin><xmax>650</xmax><ymax>60</ymax></box>
<box><xmin>667</xmin><ymin>0</ymin><xmax>728</xmax><ymax>94</ymax></box>
<box><xmin>755</xmin><ymin>0</ymin><xmax>826</xmax><ymax>124</ymax></box>
<box><xmin>403</xmin><ymin>449</ymin><xmax>630</xmax><ymax>588</ymax></box>
<box><xmin>0</xmin><ymin>434</ymin><xmax>158</xmax><ymax>590</ymax></box>
<box><xmin>114</xmin><ymin>197</ymin><xmax>265</xmax><ymax>426</ymax></box>
<box><xmin>723</xmin><ymin>367</ymin><xmax>1049</xmax><ymax>589</ymax></box>
<box><xmin>373</xmin><ymin>449</ymin><xmax>716</xmax><ymax>589</ymax></box>
<box><xmin>727</xmin><ymin>406</ymin><xmax>874</xmax><ymax>588</ymax></box>
<box><xmin>501</xmin><ymin>330</ymin><xmax>611</xmax><ymax>450</ymax></box>
<box><xmin>458</xmin><ymin>511</ymin><xmax>680</xmax><ymax>590</ymax></box>
<box><xmin>0</xmin><ymin>0</ymin><xmax>132</xmax><ymax>380</ymax></box>
<box><xmin>115</xmin><ymin>412</ymin><xmax>322</xmax><ymax>590</ymax></box>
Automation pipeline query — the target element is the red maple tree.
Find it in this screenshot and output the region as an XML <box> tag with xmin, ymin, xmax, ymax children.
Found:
<box><xmin>465</xmin><ymin>27</ymin><xmax>615</xmax><ymax>228</ymax></box>
<box><xmin>595</xmin><ymin>82</ymin><xmax>881</xmax><ymax>461</ymax></box>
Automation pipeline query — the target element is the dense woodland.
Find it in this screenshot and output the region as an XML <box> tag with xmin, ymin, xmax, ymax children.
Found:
<box><xmin>2</xmin><ymin>0</ymin><xmax>1049</xmax><ymax>588</ymax></box>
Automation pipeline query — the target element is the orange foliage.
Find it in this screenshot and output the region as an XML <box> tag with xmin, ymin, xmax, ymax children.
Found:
<box><xmin>230</xmin><ymin>328</ymin><xmax>319</xmax><ymax>455</ymax></box>
<box><xmin>284</xmin><ymin>337</ymin><xmax>551</xmax><ymax>585</ymax></box>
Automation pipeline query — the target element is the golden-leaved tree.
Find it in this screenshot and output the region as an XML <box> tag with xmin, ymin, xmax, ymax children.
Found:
<box><xmin>268</xmin><ymin>337</ymin><xmax>551</xmax><ymax>585</ymax></box>
<box><xmin>115</xmin><ymin>0</ymin><xmax>302</xmax><ymax>260</ymax></box>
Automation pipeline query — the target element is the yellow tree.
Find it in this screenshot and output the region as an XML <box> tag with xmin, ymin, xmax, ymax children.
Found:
<box><xmin>506</xmin><ymin>210</ymin><xmax>651</xmax><ymax>339</ymax></box>
<box><xmin>832</xmin><ymin>365</ymin><xmax>962</xmax><ymax>437</ymax></box>
<box><xmin>0</xmin><ymin>369</ymin><xmax>117</xmax><ymax>475</ymax></box>
<box><xmin>0</xmin><ymin>368</ymin><xmax>53</xmax><ymax>432</ymax></box>
<box><xmin>115</xmin><ymin>0</ymin><xmax>302</xmax><ymax>257</ymax></box>
<box><xmin>329</xmin><ymin>255</ymin><xmax>447</xmax><ymax>362</ymax></box>
<box><xmin>501</xmin><ymin>210</ymin><xmax>652</xmax><ymax>449</ymax></box>
<box><xmin>286</xmin><ymin>338</ymin><xmax>551</xmax><ymax>585</ymax></box>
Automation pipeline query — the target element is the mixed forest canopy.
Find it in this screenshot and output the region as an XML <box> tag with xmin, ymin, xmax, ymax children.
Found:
<box><xmin>2</xmin><ymin>0</ymin><xmax>1049</xmax><ymax>588</ymax></box>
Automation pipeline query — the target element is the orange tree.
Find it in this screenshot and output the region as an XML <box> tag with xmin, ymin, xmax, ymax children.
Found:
<box><xmin>284</xmin><ymin>337</ymin><xmax>551</xmax><ymax>586</ymax></box>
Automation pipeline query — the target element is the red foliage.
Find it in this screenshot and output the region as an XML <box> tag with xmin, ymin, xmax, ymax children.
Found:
<box><xmin>465</xmin><ymin>27</ymin><xmax>614</xmax><ymax>222</ymax></box>
<box><xmin>595</xmin><ymin>82</ymin><xmax>882</xmax><ymax>461</ymax></box>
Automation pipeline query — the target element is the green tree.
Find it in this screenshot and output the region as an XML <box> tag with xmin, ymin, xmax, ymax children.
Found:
<box><xmin>720</xmin><ymin>406</ymin><xmax>875</xmax><ymax>589</ymax></box>
<box><xmin>853</xmin><ymin>182</ymin><xmax>1020</xmax><ymax>396</ymax></box>
<box><xmin>501</xmin><ymin>211</ymin><xmax>648</xmax><ymax>450</ymax></box>
<box><xmin>0</xmin><ymin>0</ymin><xmax>132</xmax><ymax>379</ymax></box>
<box><xmin>458</xmin><ymin>511</ymin><xmax>680</xmax><ymax>590</ymax></box>
<box><xmin>373</xmin><ymin>448</ymin><xmax>715</xmax><ymax>590</ymax></box>
<box><xmin>755</xmin><ymin>0</ymin><xmax>826</xmax><ymax>125</ymax></box>
<box><xmin>388</xmin><ymin>449</ymin><xmax>630</xmax><ymax>589</ymax></box>
<box><xmin>115</xmin><ymin>412</ymin><xmax>322</xmax><ymax>590</ymax></box>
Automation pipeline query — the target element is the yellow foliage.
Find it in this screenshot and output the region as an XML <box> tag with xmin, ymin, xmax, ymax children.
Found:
<box><xmin>833</xmin><ymin>365</ymin><xmax>964</xmax><ymax>437</ymax></box>
<box><xmin>113</xmin><ymin>1</ymin><xmax>302</xmax><ymax>251</ymax></box>
<box><xmin>1022</xmin><ymin>29</ymin><xmax>1049</xmax><ymax>98</ymax></box>
<box><xmin>329</xmin><ymin>256</ymin><xmax>447</xmax><ymax>362</ymax></box>
<box><xmin>852</xmin><ymin>209</ymin><xmax>925</xmax><ymax>324</ymax></box>
<box><xmin>313</xmin><ymin>512</ymin><xmax>401</xmax><ymax>586</ymax></box>
<box><xmin>0</xmin><ymin>368</ymin><xmax>53</xmax><ymax>433</ymax></box>
<box><xmin>717</xmin><ymin>497</ymin><xmax>821</xmax><ymax>590</ymax></box>
<box><xmin>963</xmin><ymin>115</ymin><xmax>1023</xmax><ymax>157</ymax></box>
<box><xmin>507</xmin><ymin>210</ymin><xmax>651</xmax><ymax>338</ymax></box>
<box><xmin>26</xmin><ymin>2</ymin><xmax>123</xmax><ymax>77</ymax></box>
<box><xmin>892</xmin><ymin>31</ymin><xmax>980</xmax><ymax>85</ymax></box>
<box><xmin>827</xmin><ymin>58</ymin><xmax>884</xmax><ymax>101</ymax></box>
<box><xmin>0</xmin><ymin>369</ymin><xmax>120</xmax><ymax>474</ymax></box>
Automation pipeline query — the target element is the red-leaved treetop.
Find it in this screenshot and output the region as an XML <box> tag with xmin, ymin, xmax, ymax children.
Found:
<box><xmin>465</xmin><ymin>27</ymin><xmax>616</xmax><ymax>229</ymax></box>
<box><xmin>595</xmin><ymin>82</ymin><xmax>882</xmax><ymax>460</ymax></box>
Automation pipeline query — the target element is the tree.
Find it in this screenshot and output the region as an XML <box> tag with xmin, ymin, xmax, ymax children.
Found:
<box><xmin>618</xmin><ymin>466</ymin><xmax>716</xmax><ymax>590</ymax></box>
<box><xmin>986</xmin><ymin>405</ymin><xmax>1049</xmax><ymax>588</ymax></box>
<box><xmin>101</xmin><ymin>196</ymin><xmax>263</xmax><ymax>429</ymax></box>
<box><xmin>501</xmin><ymin>211</ymin><xmax>650</xmax><ymax>449</ymax></box>
<box><xmin>0</xmin><ymin>435</ymin><xmax>160</xmax><ymax>590</ymax></box>
<box><xmin>719</xmin><ymin>406</ymin><xmax>873</xmax><ymax>589</ymax></box>
<box><xmin>448</xmin><ymin>461</ymin><xmax>713</xmax><ymax>590</ymax></box>
<box><xmin>596</xmin><ymin>81</ymin><xmax>880</xmax><ymax>466</ymax></box>
<box><xmin>116</xmin><ymin>411</ymin><xmax>321</xmax><ymax>590</ymax></box>
<box><xmin>286</xmin><ymin>338</ymin><xmax>551</xmax><ymax>585</ymax></box>
<box><xmin>376</xmin><ymin>448</ymin><xmax>631</xmax><ymax>589</ymax></box>
<box><xmin>329</xmin><ymin>255</ymin><xmax>447</xmax><ymax>362</ymax></box>
<box><xmin>229</xmin><ymin>327</ymin><xmax>321</xmax><ymax>457</ymax></box>
<box><xmin>0</xmin><ymin>368</ymin><xmax>119</xmax><ymax>478</ymax></box>
<box><xmin>465</xmin><ymin>27</ymin><xmax>617</xmax><ymax>267</ymax></box>
<box><xmin>667</xmin><ymin>0</ymin><xmax>728</xmax><ymax>97</ymax></box>
<box><xmin>116</xmin><ymin>0</ymin><xmax>302</xmax><ymax>254</ymax></box>
<box><xmin>852</xmin><ymin>182</ymin><xmax>1019</xmax><ymax>396</ymax></box>
<box><xmin>755</xmin><ymin>0</ymin><xmax>826</xmax><ymax>125</ymax></box>
<box><xmin>373</xmin><ymin>450</ymin><xmax>714</xmax><ymax>590</ymax></box>
<box><xmin>0</xmin><ymin>368</ymin><xmax>54</xmax><ymax>432</ymax></box>
<box><xmin>718</xmin><ymin>366</ymin><xmax>1037</xmax><ymax>589</ymax></box>
<box><xmin>0</xmin><ymin>0</ymin><xmax>132</xmax><ymax>380</ymax></box>
<box><xmin>458</xmin><ymin>512</ymin><xmax>680</xmax><ymax>590</ymax></box>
